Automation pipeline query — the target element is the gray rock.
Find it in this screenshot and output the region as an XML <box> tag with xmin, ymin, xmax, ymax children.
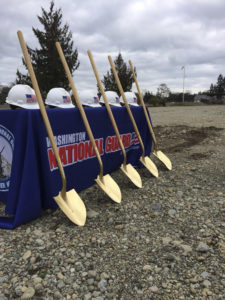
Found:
<box><xmin>57</xmin><ymin>280</ymin><xmax>65</xmax><ymax>289</ymax></box>
<box><xmin>87</xmin><ymin>209</ymin><xmax>99</xmax><ymax>218</ymax></box>
<box><xmin>22</xmin><ymin>250</ymin><xmax>31</xmax><ymax>260</ymax></box>
<box><xmin>98</xmin><ymin>278</ymin><xmax>107</xmax><ymax>291</ymax></box>
<box><xmin>200</xmin><ymin>271</ymin><xmax>210</xmax><ymax>279</ymax></box>
<box><xmin>0</xmin><ymin>277</ymin><xmax>7</xmax><ymax>284</ymax></box>
<box><xmin>100</xmin><ymin>272</ymin><xmax>109</xmax><ymax>280</ymax></box>
<box><xmin>88</xmin><ymin>270</ymin><xmax>97</xmax><ymax>278</ymax></box>
<box><xmin>34</xmin><ymin>283</ymin><xmax>42</xmax><ymax>292</ymax></box>
<box><xmin>150</xmin><ymin>286</ymin><xmax>158</xmax><ymax>293</ymax></box>
<box><xmin>143</xmin><ymin>265</ymin><xmax>152</xmax><ymax>271</ymax></box>
<box><xmin>87</xmin><ymin>278</ymin><xmax>94</xmax><ymax>285</ymax></box>
<box><xmin>54</xmin><ymin>291</ymin><xmax>62</xmax><ymax>299</ymax></box>
<box><xmin>168</xmin><ymin>209</ymin><xmax>176</xmax><ymax>217</ymax></box>
<box><xmin>21</xmin><ymin>287</ymin><xmax>35</xmax><ymax>299</ymax></box>
<box><xmin>162</xmin><ymin>237</ymin><xmax>172</xmax><ymax>245</ymax></box>
<box><xmin>202</xmin><ymin>280</ymin><xmax>211</xmax><ymax>288</ymax></box>
<box><xmin>196</xmin><ymin>242</ymin><xmax>210</xmax><ymax>252</ymax></box>
<box><xmin>14</xmin><ymin>285</ymin><xmax>22</xmax><ymax>297</ymax></box>
<box><xmin>84</xmin><ymin>293</ymin><xmax>92</xmax><ymax>300</ymax></box>
<box><xmin>180</xmin><ymin>244</ymin><xmax>193</xmax><ymax>253</ymax></box>
<box><xmin>152</xmin><ymin>203</ymin><xmax>162</xmax><ymax>211</ymax></box>
<box><xmin>32</xmin><ymin>277</ymin><xmax>42</xmax><ymax>285</ymax></box>
<box><xmin>35</xmin><ymin>239</ymin><xmax>44</xmax><ymax>246</ymax></box>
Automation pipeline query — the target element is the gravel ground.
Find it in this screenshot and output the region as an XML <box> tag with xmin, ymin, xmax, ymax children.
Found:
<box><xmin>0</xmin><ymin>105</ymin><xmax>225</xmax><ymax>299</ymax></box>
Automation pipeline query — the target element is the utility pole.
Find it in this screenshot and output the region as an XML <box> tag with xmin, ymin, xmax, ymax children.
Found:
<box><xmin>181</xmin><ymin>66</ymin><xmax>185</xmax><ymax>102</ymax></box>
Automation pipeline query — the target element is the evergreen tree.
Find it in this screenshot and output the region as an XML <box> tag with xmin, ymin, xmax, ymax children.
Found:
<box><xmin>16</xmin><ymin>1</ymin><xmax>79</xmax><ymax>96</ymax></box>
<box><xmin>100</xmin><ymin>53</ymin><xmax>135</xmax><ymax>96</ymax></box>
<box><xmin>143</xmin><ymin>91</ymin><xmax>153</xmax><ymax>104</ymax></box>
<box><xmin>209</xmin><ymin>83</ymin><xmax>215</xmax><ymax>96</ymax></box>
<box><xmin>215</xmin><ymin>74</ymin><xmax>225</xmax><ymax>99</ymax></box>
<box><xmin>0</xmin><ymin>86</ymin><xmax>12</xmax><ymax>105</ymax></box>
<box><xmin>209</xmin><ymin>74</ymin><xmax>225</xmax><ymax>99</ymax></box>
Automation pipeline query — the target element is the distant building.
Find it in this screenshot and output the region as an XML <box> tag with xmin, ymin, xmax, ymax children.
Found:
<box><xmin>194</xmin><ymin>94</ymin><xmax>219</xmax><ymax>104</ymax></box>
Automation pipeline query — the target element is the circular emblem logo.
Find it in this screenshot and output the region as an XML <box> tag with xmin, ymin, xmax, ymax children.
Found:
<box><xmin>0</xmin><ymin>125</ymin><xmax>14</xmax><ymax>192</ymax></box>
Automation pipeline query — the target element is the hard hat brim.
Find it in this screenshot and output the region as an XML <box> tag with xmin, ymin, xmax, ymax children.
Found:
<box><xmin>87</xmin><ymin>103</ymin><xmax>102</xmax><ymax>107</ymax></box>
<box><xmin>20</xmin><ymin>103</ymin><xmax>40</xmax><ymax>109</ymax></box>
<box><xmin>6</xmin><ymin>98</ymin><xmax>39</xmax><ymax>109</ymax></box>
<box><xmin>110</xmin><ymin>103</ymin><xmax>121</xmax><ymax>107</ymax></box>
<box><xmin>52</xmin><ymin>103</ymin><xmax>75</xmax><ymax>108</ymax></box>
<box><xmin>130</xmin><ymin>103</ymin><xmax>139</xmax><ymax>106</ymax></box>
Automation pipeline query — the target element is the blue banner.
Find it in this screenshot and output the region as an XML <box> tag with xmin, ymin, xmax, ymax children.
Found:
<box><xmin>0</xmin><ymin>106</ymin><xmax>152</xmax><ymax>229</ymax></box>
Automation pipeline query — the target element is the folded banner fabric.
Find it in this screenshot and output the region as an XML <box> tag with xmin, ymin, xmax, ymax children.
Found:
<box><xmin>0</xmin><ymin>106</ymin><xmax>152</xmax><ymax>229</ymax></box>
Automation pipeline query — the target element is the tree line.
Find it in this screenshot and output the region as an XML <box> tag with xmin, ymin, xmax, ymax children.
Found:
<box><xmin>0</xmin><ymin>1</ymin><xmax>134</xmax><ymax>105</ymax></box>
<box><xmin>143</xmin><ymin>74</ymin><xmax>225</xmax><ymax>106</ymax></box>
<box><xmin>0</xmin><ymin>1</ymin><xmax>224</xmax><ymax>106</ymax></box>
<box><xmin>208</xmin><ymin>74</ymin><xmax>225</xmax><ymax>99</ymax></box>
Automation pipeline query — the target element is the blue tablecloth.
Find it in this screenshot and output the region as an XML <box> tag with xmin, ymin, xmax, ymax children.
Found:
<box><xmin>0</xmin><ymin>106</ymin><xmax>152</xmax><ymax>229</ymax></box>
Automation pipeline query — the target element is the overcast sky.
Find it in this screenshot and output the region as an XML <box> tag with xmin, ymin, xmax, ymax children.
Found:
<box><xmin>0</xmin><ymin>0</ymin><xmax>225</xmax><ymax>94</ymax></box>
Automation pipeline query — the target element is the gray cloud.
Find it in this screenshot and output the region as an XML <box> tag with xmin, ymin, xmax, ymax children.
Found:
<box><xmin>0</xmin><ymin>0</ymin><xmax>225</xmax><ymax>93</ymax></box>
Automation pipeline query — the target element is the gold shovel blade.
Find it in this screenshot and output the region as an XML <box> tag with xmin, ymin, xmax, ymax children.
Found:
<box><xmin>95</xmin><ymin>174</ymin><xmax>121</xmax><ymax>203</ymax></box>
<box><xmin>153</xmin><ymin>150</ymin><xmax>172</xmax><ymax>170</ymax></box>
<box><xmin>120</xmin><ymin>163</ymin><xmax>142</xmax><ymax>188</ymax></box>
<box><xmin>54</xmin><ymin>189</ymin><xmax>87</xmax><ymax>226</ymax></box>
<box><xmin>140</xmin><ymin>156</ymin><xmax>159</xmax><ymax>178</ymax></box>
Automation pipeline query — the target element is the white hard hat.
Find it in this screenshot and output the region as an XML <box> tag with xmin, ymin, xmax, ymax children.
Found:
<box><xmin>120</xmin><ymin>92</ymin><xmax>139</xmax><ymax>106</ymax></box>
<box><xmin>45</xmin><ymin>88</ymin><xmax>74</xmax><ymax>108</ymax></box>
<box><xmin>78</xmin><ymin>90</ymin><xmax>101</xmax><ymax>107</ymax></box>
<box><xmin>6</xmin><ymin>84</ymin><xmax>39</xmax><ymax>109</ymax></box>
<box><xmin>100</xmin><ymin>91</ymin><xmax>121</xmax><ymax>107</ymax></box>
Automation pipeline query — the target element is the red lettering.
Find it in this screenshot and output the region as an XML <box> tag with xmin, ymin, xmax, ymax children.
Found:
<box><xmin>122</xmin><ymin>134</ymin><xmax>131</xmax><ymax>148</ymax></box>
<box><xmin>105</xmin><ymin>136</ymin><xmax>112</xmax><ymax>153</ymax></box>
<box><xmin>115</xmin><ymin>136</ymin><xmax>120</xmax><ymax>151</ymax></box>
<box><xmin>85</xmin><ymin>140</ymin><xmax>93</xmax><ymax>158</ymax></box>
<box><xmin>95</xmin><ymin>138</ymin><xmax>104</xmax><ymax>155</ymax></box>
<box><xmin>65</xmin><ymin>145</ymin><xmax>73</xmax><ymax>163</ymax></box>
<box><xmin>134</xmin><ymin>133</ymin><xmax>139</xmax><ymax>144</ymax></box>
<box><xmin>111</xmin><ymin>136</ymin><xmax>117</xmax><ymax>151</ymax></box>
<box><xmin>59</xmin><ymin>147</ymin><xmax>67</xmax><ymax>165</ymax></box>
<box><xmin>98</xmin><ymin>138</ymin><xmax>104</xmax><ymax>155</ymax></box>
<box><xmin>78</xmin><ymin>142</ymin><xmax>84</xmax><ymax>160</ymax></box>
<box><xmin>127</xmin><ymin>134</ymin><xmax>131</xmax><ymax>146</ymax></box>
<box><xmin>73</xmin><ymin>144</ymin><xmax>77</xmax><ymax>162</ymax></box>
<box><xmin>48</xmin><ymin>148</ymin><xmax>57</xmax><ymax>169</ymax></box>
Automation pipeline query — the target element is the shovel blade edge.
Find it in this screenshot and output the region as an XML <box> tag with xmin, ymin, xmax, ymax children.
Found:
<box><xmin>140</xmin><ymin>156</ymin><xmax>159</xmax><ymax>178</ymax></box>
<box><xmin>120</xmin><ymin>163</ymin><xmax>142</xmax><ymax>188</ymax></box>
<box><xmin>153</xmin><ymin>150</ymin><xmax>172</xmax><ymax>170</ymax></box>
<box><xmin>54</xmin><ymin>189</ymin><xmax>86</xmax><ymax>226</ymax></box>
<box><xmin>95</xmin><ymin>174</ymin><xmax>121</xmax><ymax>203</ymax></box>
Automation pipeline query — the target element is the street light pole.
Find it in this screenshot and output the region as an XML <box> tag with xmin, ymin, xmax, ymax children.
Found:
<box><xmin>181</xmin><ymin>66</ymin><xmax>185</xmax><ymax>103</ymax></box>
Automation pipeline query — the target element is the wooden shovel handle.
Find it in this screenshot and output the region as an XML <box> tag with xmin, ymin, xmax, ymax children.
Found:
<box><xmin>128</xmin><ymin>60</ymin><xmax>158</xmax><ymax>149</ymax></box>
<box><xmin>17</xmin><ymin>30</ymin><xmax>67</xmax><ymax>195</ymax></box>
<box><xmin>87</xmin><ymin>50</ymin><xmax>127</xmax><ymax>166</ymax></box>
<box><xmin>108</xmin><ymin>56</ymin><xmax>145</xmax><ymax>159</ymax></box>
<box><xmin>55</xmin><ymin>42</ymin><xmax>104</xmax><ymax>178</ymax></box>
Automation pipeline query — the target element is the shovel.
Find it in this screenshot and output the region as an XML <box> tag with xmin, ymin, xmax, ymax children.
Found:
<box><xmin>17</xmin><ymin>31</ymin><xmax>86</xmax><ymax>226</ymax></box>
<box><xmin>129</xmin><ymin>60</ymin><xmax>172</xmax><ymax>170</ymax></box>
<box><xmin>87</xmin><ymin>50</ymin><xmax>142</xmax><ymax>188</ymax></box>
<box><xmin>56</xmin><ymin>42</ymin><xmax>121</xmax><ymax>203</ymax></box>
<box><xmin>108</xmin><ymin>56</ymin><xmax>158</xmax><ymax>178</ymax></box>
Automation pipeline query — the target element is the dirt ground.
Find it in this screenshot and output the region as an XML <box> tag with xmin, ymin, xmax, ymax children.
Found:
<box><xmin>0</xmin><ymin>104</ymin><xmax>225</xmax><ymax>299</ymax></box>
<box><xmin>149</xmin><ymin>104</ymin><xmax>225</xmax><ymax>162</ymax></box>
<box><xmin>149</xmin><ymin>105</ymin><xmax>225</xmax><ymax>128</ymax></box>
